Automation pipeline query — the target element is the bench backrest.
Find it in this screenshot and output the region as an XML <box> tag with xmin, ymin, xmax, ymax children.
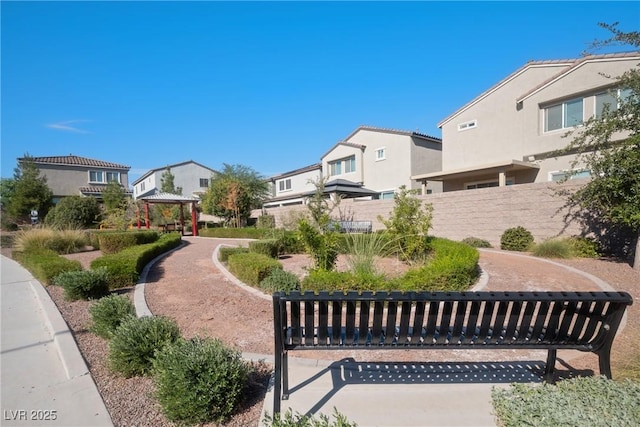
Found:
<box><xmin>273</xmin><ymin>291</ymin><xmax>632</xmax><ymax>351</ymax></box>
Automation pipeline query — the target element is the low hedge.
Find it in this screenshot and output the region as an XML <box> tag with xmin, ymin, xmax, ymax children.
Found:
<box><xmin>249</xmin><ymin>239</ymin><xmax>279</xmax><ymax>258</ymax></box>
<box><xmin>14</xmin><ymin>248</ymin><xmax>83</xmax><ymax>285</ymax></box>
<box><xmin>301</xmin><ymin>269</ymin><xmax>386</xmax><ymax>293</ymax></box>
<box><xmin>91</xmin><ymin>233</ymin><xmax>182</xmax><ymax>289</ymax></box>
<box><xmin>227</xmin><ymin>252</ymin><xmax>282</xmax><ymax>286</ymax></box>
<box><xmin>198</xmin><ymin>227</ymin><xmax>268</xmax><ymax>239</ymax></box>
<box><xmin>53</xmin><ymin>267</ymin><xmax>110</xmax><ymax>301</ymax></box>
<box><xmin>218</xmin><ymin>246</ymin><xmax>250</xmax><ymax>263</ymax></box>
<box><xmin>97</xmin><ymin>231</ymin><xmax>159</xmax><ymax>254</ymax></box>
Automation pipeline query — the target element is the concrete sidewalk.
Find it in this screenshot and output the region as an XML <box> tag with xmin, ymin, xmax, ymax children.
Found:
<box><xmin>1</xmin><ymin>255</ymin><xmax>112</xmax><ymax>426</ymax></box>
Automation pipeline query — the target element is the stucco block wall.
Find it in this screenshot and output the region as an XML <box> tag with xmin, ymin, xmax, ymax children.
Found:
<box><xmin>255</xmin><ymin>180</ymin><xmax>587</xmax><ymax>247</ymax></box>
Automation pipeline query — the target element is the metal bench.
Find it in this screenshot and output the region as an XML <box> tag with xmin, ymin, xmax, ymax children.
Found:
<box><xmin>331</xmin><ymin>221</ymin><xmax>373</xmax><ymax>233</ymax></box>
<box><xmin>272</xmin><ymin>290</ymin><xmax>632</xmax><ymax>413</ymax></box>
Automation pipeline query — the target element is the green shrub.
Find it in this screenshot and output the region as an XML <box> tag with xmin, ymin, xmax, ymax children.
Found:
<box><xmin>153</xmin><ymin>337</ymin><xmax>251</xmax><ymax>424</ymax></box>
<box><xmin>263</xmin><ymin>408</ymin><xmax>358</xmax><ymax>427</ymax></box>
<box><xmin>89</xmin><ymin>294</ymin><xmax>137</xmax><ymax>339</ymax></box>
<box><xmin>97</xmin><ymin>231</ymin><xmax>159</xmax><ymax>254</ymax></box>
<box><xmin>568</xmin><ymin>236</ymin><xmax>600</xmax><ymax>258</ymax></box>
<box><xmin>500</xmin><ymin>226</ymin><xmax>534</xmax><ymax>251</ymax></box>
<box><xmin>198</xmin><ymin>227</ymin><xmax>268</xmax><ymax>239</ymax></box>
<box><xmin>14</xmin><ymin>248</ymin><xmax>83</xmax><ymax>285</ymax></box>
<box><xmin>301</xmin><ymin>269</ymin><xmax>386</xmax><ymax>293</ymax></box>
<box><xmin>227</xmin><ymin>252</ymin><xmax>282</xmax><ymax>286</ymax></box>
<box><xmin>389</xmin><ymin>238</ymin><xmax>479</xmax><ymax>292</ymax></box>
<box><xmin>257</xmin><ymin>215</ymin><xmax>276</xmax><ymax>229</ymax></box>
<box><xmin>492</xmin><ymin>376</ymin><xmax>640</xmax><ymax>427</ymax></box>
<box><xmin>53</xmin><ymin>267</ymin><xmax>110</xmax><ymax>301</ymax></box>
<box><xmin>298</xmin><ymin>219</ymin><xmax>340</xmax><ymax>271</ymax></box>
<box><xmin>532</xmin><ymin>238</ymin><xmax>573</xmax><ymax>259</ymax></box>
<box><xmin>461</xmin><ymin>237</ymin><xmax>492</xmax><ymax>248</ymax></box>
<box><xmin>249</xmin><ymin>239</ymin><xmax>280</xmax><ymax>258</ymax></box>
<box><xmin>260</xmin><ymin>269</ymin><xmax>300</xmax><ymax>293</ymax></box>
<box><xmin>263</xmin><ymin>228</ymin><xmax>305</xmax><ymax>255</ymax></box>
<box><xmin>108</xmin><ymin>315</ymin><xmax>180</xmax><ymax>377</ymax></box>
<box><xmin>218</xmin><ymin>246</ymin><xmax>250</xmax><ymax>262</ymax></box>
<box><xmin>343</xmin><ymin>232</ymin><xmax>393</xmax><ymax>277</ymax></box>
<box><xmin>44</xmin><ymin>195</ymin><xmax>100</xmax><ymax>229</ymax></box>
<box><xmin>91</xmin><ymin>233</ymin><xmax>181</xmax><ymax>289</ymax></box>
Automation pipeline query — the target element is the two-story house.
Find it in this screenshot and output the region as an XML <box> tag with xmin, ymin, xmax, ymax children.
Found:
<box><xmin>263</xmin><ymin>125</ymin><xmax>443</xmax><ymax>208</ymax></box>
<box><xmin>132</xmin><ymin>160</ymin><xmax>217</xmax><ymax>200</ymax></box>
<box><xmin>21</xmin><ymin>154</ymin><xmax>131</xmax><ymax>203</ymax></box>
<box><xmin>412</xmin><ymin>52</ymin><xmax>640</xmax><ymax>192</ymax></box>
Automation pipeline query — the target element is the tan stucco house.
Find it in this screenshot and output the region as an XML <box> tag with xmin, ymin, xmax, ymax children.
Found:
<box><xmin>21</xmin><ymin>154</ymin><xmax>131</xmax><ymax>203</ymax></box>
<box><xmin>413</xmin><ymin>52</ymin><xmax>640</xmax><ymax>192</ymax></box>
<box><xmin>132</xmin><ymin>160</ymin><xmax>217</xmax><ymax>200</ymax></box>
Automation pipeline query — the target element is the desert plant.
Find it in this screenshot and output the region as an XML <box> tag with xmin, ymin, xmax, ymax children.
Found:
<box><xmin>153</xmin><ymin>337</ymin><xmax>251</xmax><ymax>424</ymax></box>
<box><xmin>89</xmin><ymin>294</ymin><xmax>137</xmax><ymax>339</ymax></box>
<box><xmin>461</xmin><ymin>237</ymin><xmax>492</xmax><ymax>248</ymax></box>
<box><xmin>532</xmin><ymin>238</ymin><xmax>573</xmax><ymax>259</ymax></box>
<box><xmin>263</xmin><ymin>408</ymin><xmax>358</xmax><ymax>427</ymax></box>
<box><xmin>298</xmin><ymin>219</ymin><xmax>340</xmax><ymax>271</ymax></box>
<box><xmin>492</xmin><ymin>376</ymin><xmax>640</xmax><ymax>427</ymax></box>
<box><xmin>108</xmin><ymin>315</ymin><xmax>180</xmax><ymax>377</ymax></box>
<box><xmin>343</xmin><ymin>232</ymin><xmax>393</xmax><ymax>277</ymax></box>
<box><xmin>53</xmin><ymin>267</ymin><xmax>110</xmax><ymax>301</ymax></box>
<box><xmin>500</xmin><ymin>226</ymin><xmax>534</xmax><ymax>251</ymax></box>
<box><xmin>13</xmin><ymin>227</ymin><xmax>87</xmax><ymax>254</ymax></box>
<box><xmin>260</xmin><ymin>269</ymin><xmax>300</xmax><ymax>293</ymax></box>
<box><xmin>378</xmin><ymin>186</ymin><xmax>433</xmax><ymax>262</ymax></box>
<box><xmin>568</xmin><ymin>236</ymin><xmax>601</xmax><ymax>258</ymax></box>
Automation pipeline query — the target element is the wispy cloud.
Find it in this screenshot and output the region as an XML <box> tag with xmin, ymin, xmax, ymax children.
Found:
<box><xmin>46</xmin><ymin>119</ymin><xmax>92</xmax><ymax>134</ymax></box>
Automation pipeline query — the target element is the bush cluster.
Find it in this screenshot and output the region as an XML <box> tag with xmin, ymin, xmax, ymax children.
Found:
<box><xmin>260</xmin><ymin>269</ymin><xmax>300</xmax><ymax>293</ymax></box>
<box><xmin>153</xmin><ymin>337</ymin><xmax>251</xmax><ymax>424</ymax></box>
<box><xmin>53</xmin><ymin>267</ymin><xmax>110</xmax><ymax>301</ymax></box>
<box><xmin>227</xmin><ymin>252</ymin><xmax>282</xmax><ymax>286</ymax></box>
<box><xmin>108</xmin><ymin>315</ymin><xmax>180</xmax><ymax>377</ymax></box>
<box><xmin>302</xmin><ymin>269</ymin><xmax>386</xmax><ymax>293</ymax></box>
<box><xmin>492</xmin><ymin>376</ymin><xmax>640</xmax><ymax>427</ymax></box>
<box><xmin>89</xmin><ymin>294</ymin><xmax>136</xmax><ymax>339</ymax></box>
<box><xmin>568</xmin><ymin>236</ymin><xmax>600</xmax><ymax>258</ymax></box>
<box><xmin>44</xmin><ymin>195</ymin><xmax>100</xmax><ymax>229</ymax></box>
<box><xmin>461</xmin><ymin>237</ymin><xmax>492</xmax><ymax>248</ymax></box>
<box><xmin>500</xmin><ymin>226</ymin><xmax>534</xmax><ymax>251</ymax></box>
<box><xmin>97</xmin><ymin>231</ymin><xmax>159</xmax><ymax>254</ymax></box>
<box><xmin>198</xmin><ymin>227</ymin><xmax>268</xmax><ymax>239</ymax></box>
<box><xmin>219</xmin><ymin>246</ymin><xmax>250</xmax><ymax>262</ymax></box>
<box><xmin>249</xmin><ymin>239</ymin><xmax>280</xmax><ymax>258</ymax></box>
<box><xmin>14</xmin><ymin>248</ymin><xmax>83</xmax><ymax>285</ymax></box>
<box><xmin>91</xmin><ymin>233</ymin><xmax>181</xmax><ymax>289</ymax></box>
<box><xmin>532</xmin><ymin>238</ymin><xmax>572</xmax><ymax>259</ymax></box>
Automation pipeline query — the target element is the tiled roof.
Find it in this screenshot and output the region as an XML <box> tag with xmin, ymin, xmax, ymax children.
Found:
<box><xmin>79</xmin><ymin>186</ymin><xmax>133</xmax><ymax>194</ymax></box>
<box><xmin>438</xmin><ymin>51</ymin><xmax>640</xmax><ymax>128</ymax></box>
<box><xmin>268</xmin><ymin>163</ymin><xmax>322</xmax><ymax>180</ymax></box>
<box><xmin>139</xmin><ymin>192</ymin><xmax>200</xmax><ymax>202</ymax></box>
<box><xmin>355</xmin><ymin>125</ymin><xmax>442</xmax><ymax>142</ymax></box>
<box><xmin>25</xmin><ymin>155</ymin><xmax>130</xmax><ymax>170</ymax></box>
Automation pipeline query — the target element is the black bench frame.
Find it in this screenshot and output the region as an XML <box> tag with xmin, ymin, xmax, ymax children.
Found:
<box><xmin>272</xmin><ymin>290</ymin><xmax>632</xmax><ymax>414</ymax></box>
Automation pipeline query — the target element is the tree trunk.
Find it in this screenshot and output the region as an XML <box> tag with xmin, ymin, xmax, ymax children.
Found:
<box><xmin>634</xmin><ymin>228</ymin><xmax>640</xmax><ymax>271</ymax></box>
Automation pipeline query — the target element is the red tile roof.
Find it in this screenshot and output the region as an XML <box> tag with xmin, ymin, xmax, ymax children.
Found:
<box><xmin>24</xmin><ymin>155</ymin><xmax>130</xmax><ymax>170</ymax></box>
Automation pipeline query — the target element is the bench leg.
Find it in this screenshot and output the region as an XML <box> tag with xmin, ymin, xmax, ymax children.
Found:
<box><xmin>282</xmin><ymin>351</ymin><xmax>290</xmax><ymax>400</ymax></box>
<box><xmin>544</xmin><ymin>349</ymin><xmax>557</xmax><ymax>383</ymax></box>
<box><xmin>273</xmin><ymin>352</ymin><xmax>282</xmax><ymax>415</ymax></box>
<box><xmin>597</xmin><ymin>349</ymin><xmax>613</xmax><ymax>379</ymax></box>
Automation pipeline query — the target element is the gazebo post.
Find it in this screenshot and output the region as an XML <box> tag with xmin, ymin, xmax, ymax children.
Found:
<box><xmin>179</xmin><ymin>203</ymin><xmax>185</xmax><ymax>236</ymax></box>
<box><xmin>145</xmin><ymin>202</ymin><xmax>150</xmax><ymax>230</ymax></box>
<box><xmin>136</xmin><ymin>205</ymin><xmax>141</xmax><ymax>229</ymax></box>
<box><xmin>191</xmin><ymin>202</ymin><xmax>198</xmax><ymax>237</ymax></box>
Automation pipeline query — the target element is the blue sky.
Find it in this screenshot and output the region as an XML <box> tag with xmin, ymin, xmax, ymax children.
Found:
<box><xmin>2</xmin><ymin>1</ymin><xmax>638</xmax><ymax>185</ymax></box>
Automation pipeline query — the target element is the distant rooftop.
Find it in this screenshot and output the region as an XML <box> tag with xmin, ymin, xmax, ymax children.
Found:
<box><xmin>22</xmin><ymin>154</ymin><xmax>130</xmax><ymax>170</ymax></box>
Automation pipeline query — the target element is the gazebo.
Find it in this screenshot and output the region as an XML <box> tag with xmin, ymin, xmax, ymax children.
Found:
<box><xmin>138</xmin><ymin>192</ymin><xmax>201</xmax><ymax>236</ymax></box>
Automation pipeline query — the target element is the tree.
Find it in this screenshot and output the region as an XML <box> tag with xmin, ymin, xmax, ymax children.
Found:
<box><xmin>562</xmin><ymin>23</ymin><xmax>640</xmax><ymax>269</ymax></box>
<box><xmin>44</xmin><ymin>195</ymin><xmax>100</xmax><ymax>229</ymax></box>
<box><xmin>154</xmin><ymin>167</ymin><xmax>182</xmax><ymax>224</ymax></box>
<box><xmin>6</xmin><ymin>155</ymin><xmax>53</xmax><ymax>224</ymax></box>
<box><xmin>201</xmin><ymin>164</ymin><xmax>269</xmax><ymax>227</ymax></box>
<box><xmin>102</xmin><ymin>180</ymin><xmax>127</xmax><ymax>212</ymax></box>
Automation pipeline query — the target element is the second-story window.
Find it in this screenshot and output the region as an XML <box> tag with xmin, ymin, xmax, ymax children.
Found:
<box><xmin>106</xmin><ymin>172</ymin><xmax>120</xmax><ymax>183</ymax></box>
<box><xmin>89</xmin><ymin>170</ymin><xmax>104</xmax><ymax>183</ymax></box>
<box><xmin>199</xmin><ymin>178</ymin><xmax>209</xmax><ymax>188</ymax></box>
<box><xmin>596</xmin><ymin>88</ymin><xmax>632</xmax><ymax>118</ymax></box>
<box><xmin>278</xmin><ymin>178</ymin><xmax>292</xmax><ymax>192</ymax></box>
<box><xmin>544</xmin><ymin>97</ymin><xmax>583</xmax><ymax>132</ymax></box>
<box><xmin>329</xmin><ymin>155</ymin><xmax>356</xmax><ymax>176</ymax></box>
<box><xmin>375</xmin><ymin>148</ymin><xmax>386</xmax><ymax>161</ymax></box>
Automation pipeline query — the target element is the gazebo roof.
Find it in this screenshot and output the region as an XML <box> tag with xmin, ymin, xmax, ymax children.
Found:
<box><xmin>139</xmin><ymin>192</ymin><xmax>200</xmax><ymax>204</ymax></box>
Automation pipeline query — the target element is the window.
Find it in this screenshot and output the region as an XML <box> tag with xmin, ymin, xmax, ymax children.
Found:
<box><xmin>106</xmin><ymin>171</ymin><xmax>120</xmax><ymax>183</ymax></box>
<box><xmin>375</xmin><ymin>148</ymin><xmax>386</xmax><ymax>161</ymax></box>
<box><xmin>140</xmin><ymin>182</ymin><xmax>145</xmax><ymax>191</ymax></box>
<box><xmin>329</xmin><ymin>155</ymin><xmax>355</xmax><ymax>176</ymax></box>
<box><xmin>89</xmin><ymin>170</ymin><xmax>104</xmax><ymax>183</ymax></box>
<box><xmin>465</xmin><ymin>179</ymin><xmax>513</xmax><ymax>190</ymax></box>
<box><xmin>458</xmin><ymin>120</ymin><xmax>477</xmax><ymax>131</ymax></box>
<box><xmin>550</xmin><ymin>169</ymin><xmax>591</xmax><ymax>182</ymax></box>
<box><xmin>544</xmin><ymin>98</ymin><xmax>583</xmax><ymax>132</ymax></box>
<box><xmin>380</xmin><ymin>191</ymin><xmax>395</xmax><ymax>200</ymax></box>
<box><xmin>278</xmin><ymin>178</ymin><xmax>292</xmax><ymax>192</ymax></box>
<box><xmin>596</xmin><ymin>88</ymin><xmax>633</xmax><ymax>118</ymax></box>
<box><xmin>199</xmin><ymin>178</ymin><xmax>209</xmax><ymax>188</ymax></box>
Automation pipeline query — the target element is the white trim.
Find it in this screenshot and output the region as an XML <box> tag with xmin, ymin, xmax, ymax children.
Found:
<box><xmin>375</xmin><ymin>147</ymin><xmax>386</xmax><ymax>161</ymax></box>
<box><xmin>457</xmin><ymin>119</ymin><xmax>477</xmax><ymax>132</ymax></box>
